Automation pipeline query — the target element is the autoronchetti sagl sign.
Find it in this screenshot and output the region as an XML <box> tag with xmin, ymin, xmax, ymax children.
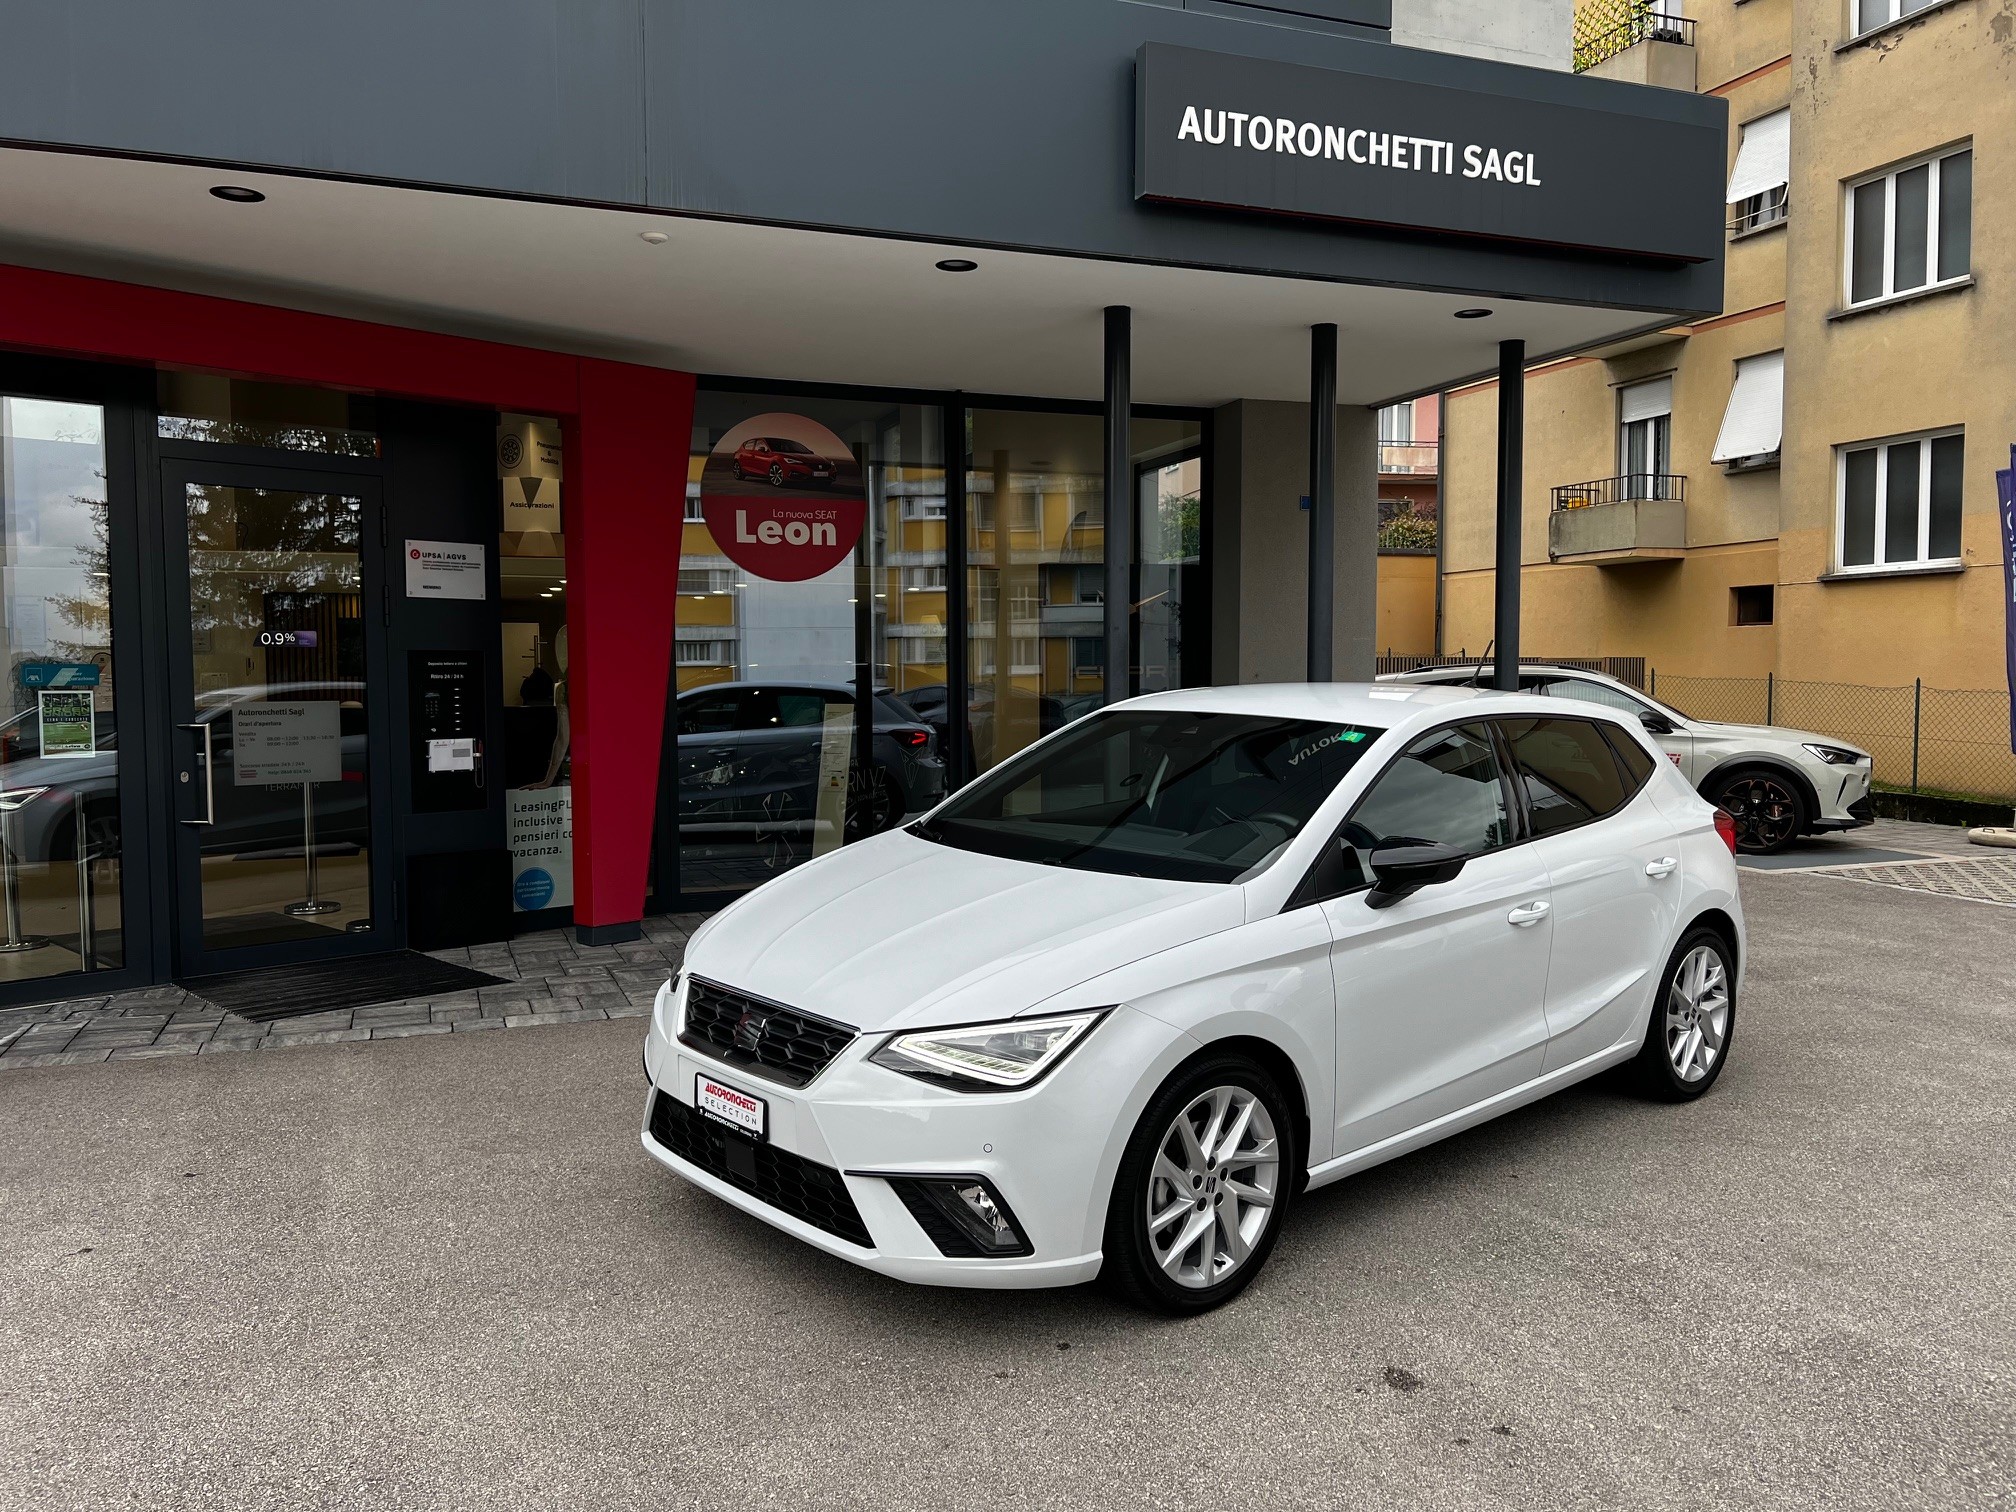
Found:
<box><xmin>1133</xmin><ymin>42</ymin><xmax>1724</xmax><ymax>264</ymax></box>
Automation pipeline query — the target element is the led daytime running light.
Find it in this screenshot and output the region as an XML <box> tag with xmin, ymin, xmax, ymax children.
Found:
<box><xmin>874</xmin><ymin>1010</ymin><xmax>1105</xmax><ymax>1089</ymax></box>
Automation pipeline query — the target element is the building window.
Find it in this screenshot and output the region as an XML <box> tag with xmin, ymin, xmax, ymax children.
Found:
<box><xmin>1731</xmin><ymin>585</ymin><xmax>1775</xmax><ymax>626</ymax></box>
<box><xmin>1073</xmin><ymin>636</ymin><xmax>1105</xmax><ymax>672</ymax></box>
<box><xmin>677</xmin><ymin>569</ymin><xmax>733</xmax><ymax>595</ymax></box>
<box><xmin>1618</xmin><ymin>378</ymin><xmax>1673</xmax><ymax>496</ymax></box>
<box><xmin>1377</xmin><ymin>402</ymin><xmax>1415</xmax><ymax>444</ymax></box>
<box><xmin>683</xmin><ymin>487</ymin><xmax>705</xmax><ymax>522</ymax></box>
<box><xmin>902</xmin><ymin>493</ymin><xmax>947</xmax><ymax>520</ymax></box>
<box><xmin>903</xmin><ymin>565</ymin><xmax>946</xmax><ymax>591</ymax></box>
<box><xmin>1010</xmin><ymin>637</ymin><xmax>1039</xmax><ymax>673</ymax></box>
<box><xmin>1836</xmin><ymin>430</ymin><xmax>1963</xmax><ymax>571</ymax></box>
<box><xmin>1711</xmin><ymin>351</ymin><xmax>1785</xmax><ymax>470</ymax></box>
<box><xmin>1726</xmin><ymin>109</ymin><xmax>1790</xmax><ymax>235</ymax></box>
<box><xmin>1854</xmin><ymin>0</ymin><xmax>1946</xmax><ymax>36</ymax></box>
<box><xmin>675</xmin><ymin>639</ymin><xmax>729</xmax><ymax>666</ymax></box>
<box><xmin>1846</xmin><ymin>146</ymin><xmax>1971</xmax><ymax>306</ymax></box>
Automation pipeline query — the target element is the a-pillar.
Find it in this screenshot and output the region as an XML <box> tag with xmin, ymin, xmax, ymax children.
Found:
<box><xmin>564</xmin><ymin>359</ymin><xmax>697</xmax><ymax>945</ymax></box>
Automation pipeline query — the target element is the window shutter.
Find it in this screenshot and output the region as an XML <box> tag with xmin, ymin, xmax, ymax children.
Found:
<box><xmin>1725</xmin><ymin>109</ymin><xmax>1790</xmax><ymax>204</ymax></box>
<box><xmin>1711</xmin><ymin>352</ymin><xmax>1785</xmax><ymax>463</ymax></box>
<box><xmin>1619</xmin><ymin>377</ymin><xmax>1673</xmax><ymax>425</ymax></box>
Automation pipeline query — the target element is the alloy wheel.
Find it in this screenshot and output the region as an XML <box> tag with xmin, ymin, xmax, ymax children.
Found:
<box><xmin>768</xmin><ymin>461</ymin><xmax>785</xmax><ymax>486</ymax></box>
<box><xmin>1664</xmin><ymin>944</ymin><xmax>1730</xmax><ymax>1083</ymax></box>
<box><xmin>1146</xmin><ymin>1084</ymin><xmax>1280</xmax><ymax>1290</ymax></box>
<box><xmin>1719</xmin><ymin>775</ymin><xmax>1799</xmax><ymax>851</ymax></box>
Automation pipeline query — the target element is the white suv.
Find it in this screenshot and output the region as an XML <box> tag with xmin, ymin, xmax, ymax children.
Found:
<box><xmin>1381</xmin><ymin>664</ymin><xmax>1873</xmax><ymax>854</ymax></box>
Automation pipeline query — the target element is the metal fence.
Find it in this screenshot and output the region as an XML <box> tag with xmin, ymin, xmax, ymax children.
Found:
<box><xmin>1650</xmin><ymin>673</ymin><xmax>2016</xmax><ymax>803</ymax></box>
<box><xmin>1573</xmin><ymin>1</ymin><xmax>1697</xmax><ymax>71</ymax></box>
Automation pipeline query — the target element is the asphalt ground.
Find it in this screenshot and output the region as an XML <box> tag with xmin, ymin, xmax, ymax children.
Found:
<box><xmin>2</xmin><ymin>870</ymin><xmax>2012</xmax><ymax>1511</ymax></box>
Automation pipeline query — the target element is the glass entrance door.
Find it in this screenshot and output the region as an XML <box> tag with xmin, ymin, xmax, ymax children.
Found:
<box><xmin>161</xmin><ymin>461</ymin><xmax>391</xmax><ymax>974</ymax></box>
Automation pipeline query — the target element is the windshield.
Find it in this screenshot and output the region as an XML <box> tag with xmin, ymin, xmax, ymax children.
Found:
<box><xmin>910</xmin><ymin>710</ymin><xmax>1386</xmax><ymax>883</ymax></box>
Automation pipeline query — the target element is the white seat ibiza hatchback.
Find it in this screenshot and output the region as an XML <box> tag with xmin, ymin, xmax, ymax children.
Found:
<box><xmin>642</xmin><ymin>684</ymin><xmax>1743</xmax><ymax>1313</ymax></box>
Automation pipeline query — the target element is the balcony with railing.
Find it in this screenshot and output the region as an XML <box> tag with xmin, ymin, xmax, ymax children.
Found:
<box><xmin>1377</xmin><ymin>440</ymin><xmax>1439</xmax><ymax>476</ymax></box>
<box><xmin>1573</xmin><ymin>3</ymin><xmax>1696</xmax><ymax>89</ymax></box>
<box><xmin>1548</xmin><ymin>473</ymin><xmax>1688</xmax><ymax>565</ymax></box>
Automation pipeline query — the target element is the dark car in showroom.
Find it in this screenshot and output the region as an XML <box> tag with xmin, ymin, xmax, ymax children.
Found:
<box><xmin>673</xmin><ymin>682</ymin><xmax>944</xmax><ymax>860</ymax></box>
<box><xmin>730</xmin><ymin>437</ymin><xmax>836</xmax><ymax>488</ymax></box>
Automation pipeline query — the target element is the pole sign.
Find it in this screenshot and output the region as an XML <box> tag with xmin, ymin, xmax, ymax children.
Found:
<box><xmin>1998</xmin><ymin>447</ymin><xmax>2015</xmax><ymax>754</ymax></box>
<box><xmin>1133</xmin><ymin>42</ymin><xmax>1724</xmax><ymax>263</ymax></box>
<box><xmin>698</xmin><ymin>413</ymin><xmax>866</xmax><ymax>582</ymax></box>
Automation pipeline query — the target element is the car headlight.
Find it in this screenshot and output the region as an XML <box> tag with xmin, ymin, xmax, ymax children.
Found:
<box><xmin>1801</xmin><ymin>743</ymin><xmax>1864</xmax><ymax>765</ymax></box>
<box><xmin>868</xmin><ymin>1010</ymin><xmax>1108</xmax><ymax>1092</ymax></box>
<box><xmin>0</xmin><ymin>786</ymin><xmax>50</xmax><ymax>813</ymax></box>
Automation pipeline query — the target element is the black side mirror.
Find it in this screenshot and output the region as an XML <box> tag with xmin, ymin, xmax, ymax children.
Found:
<box><xmin>1365</xmin><ymin>842</ymin><xmax>1469</xmax><ymax>909</ymax></box>
<box><xmin>1639</xmin><ymin>711</ymin><xmax>1674</xmax><ymax>735</ymax></box>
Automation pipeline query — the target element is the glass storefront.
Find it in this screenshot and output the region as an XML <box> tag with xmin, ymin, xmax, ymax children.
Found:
<box><xmin>664</xmin><ymin>384</ymin><xmax>1209</xmax><ymax>905</ymax></box>
<box><xmin>0</xmin><ymin>394</ymin><xmax>121</xmax><ymax>981</ymax></box>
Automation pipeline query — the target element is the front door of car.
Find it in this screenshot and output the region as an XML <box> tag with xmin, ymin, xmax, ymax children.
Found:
<box><xmin>1496</xmin><ymin>715</ymin><xmax>1686</xmax><ymax>1073</ymax></box>
<box><xmin>1316</xmin><ymin>722</ymin><xmax>1554</xmax><ymax>1156</ymax></box>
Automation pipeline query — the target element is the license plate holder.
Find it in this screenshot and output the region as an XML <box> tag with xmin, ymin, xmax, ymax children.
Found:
<box><xmin>694</xmin><ymin>1073</ymin><xmax>768</xmax><ymax>1142</ymax></box>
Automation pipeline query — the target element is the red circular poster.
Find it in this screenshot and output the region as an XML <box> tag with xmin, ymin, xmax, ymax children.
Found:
<box><xmin>698</xmin><ymin>413</ymin><xmax>865</xmax><ymax>582</ymax></box>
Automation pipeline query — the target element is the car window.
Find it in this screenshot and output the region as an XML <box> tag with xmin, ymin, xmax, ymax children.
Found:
<box><xmin>1500</xmin><ymin>717</ymin><xmax>1631</xmax><ymax>836</ymax></box>
<box><xmin>1534</xmin><ymin>676</ymin><xmax>1649</xmax><ymax>716</ymax></box>
<box><xmin>913</xmin><ymin>710</ymin><xmax>1386</xmax><ymax>884</ymax></box>
<box><xmin>771</xmin><ymin>692</ymin><xmax>829</xmax><ymax>728</ymax></box>
<box><xmin>678</xmin><ymin>691</ymin><xmax>743</xmax><ymax>736</ymax></box>
<box><xmin>1337</xmin><ymin>722</ymin><xmax>1511</xmax><ymax>889</ymax></box>
<box><xmin>1601</xmin><ymin>725</ymin><xmax>1657</xmax><ymax>788</ymax></box>
<box><xmin>874</xmin><ymin>694</ymin><xmax>920</xmax><ymax>724</ymax></box>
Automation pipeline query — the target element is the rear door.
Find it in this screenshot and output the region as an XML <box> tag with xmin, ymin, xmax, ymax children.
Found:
<box><xmin>1318</xmin><ymin>722</ymin><xmax>1554</xmax><ymax>1155</ymax></box>
<box><xmin>1497</xmin><ymin>715</ymin><xmax>1684</xmax><ymax>1073</ymax></box>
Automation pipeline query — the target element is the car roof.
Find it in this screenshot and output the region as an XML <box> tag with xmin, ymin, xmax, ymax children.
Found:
<box><xmin>1383</xmin><ymin>662</ymin><xmax>1624</xmax><ymax>681</ymax></box>
<box><xmin>1108</xmin><ymin>681</ymin><xmax>1613</xmax><ymax>730</ymax></box>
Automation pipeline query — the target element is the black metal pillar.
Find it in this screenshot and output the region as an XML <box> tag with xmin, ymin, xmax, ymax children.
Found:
<box><xmin>1306</xmin><ymin>323</ymin><xmax>1337</xmax><ymax>682</ymax></box>
<box><xmin>1103</xmin><ymin>305</ymin><xmax>1132</xmax><ymax>702</ymax></box>
<box><xmin>1493</xmin><ymin>339</ymin><xmax>1526</xmax><ymax>692</ymax></box>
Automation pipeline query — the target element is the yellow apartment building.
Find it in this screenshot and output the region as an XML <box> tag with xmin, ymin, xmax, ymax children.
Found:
<box><xmin>1438</xmin><ymin>0</ymin><xmax>2010</xmax><ymax>698</ymax></box>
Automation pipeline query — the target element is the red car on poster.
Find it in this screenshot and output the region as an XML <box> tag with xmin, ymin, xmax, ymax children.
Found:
<box><xmin>731</xmin><ymin>436</ymin><xmax>836</xmax><ymax>488</ymax></box>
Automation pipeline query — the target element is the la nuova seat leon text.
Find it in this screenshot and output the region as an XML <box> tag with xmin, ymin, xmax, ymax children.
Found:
<box><xmin>641</xmin><ymin>684</ymin><xmax>1743</xmax><ymax>1312</ymax></box>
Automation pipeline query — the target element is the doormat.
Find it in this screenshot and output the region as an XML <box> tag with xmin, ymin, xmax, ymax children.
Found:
<box><xmin>176</xmin><ymin>952</ymin><xmax>510</xmax><ymax>1023</ymax></box>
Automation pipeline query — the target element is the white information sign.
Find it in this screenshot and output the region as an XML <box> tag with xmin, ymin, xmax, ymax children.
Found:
<box><xmin>426</xmin><ymin>737</ymin><xmax>476</xmax><ymax>773</ymax></box>
<box><xmin>508</xmin><ymin>785</ymin><xmax>573</xmax><ymax>912</ymax></box>
<box><xmin>405</xmin><ymin>540</ymin><xmax>487</xmax><ymax>601</ymax></box>
<box><xmin>233</xmin><ymin>701</ymin><xmax>342</xmax><ymax>786</ymax></box>
<box><xmin>502</xmin><ymin>475</ymin><xmax>561</xmax><ymax>533</ymax></box>
<box><xmin>812</xmin><ymin>707</ymin><xmax>853</xmax><ymax>859</ymax></box>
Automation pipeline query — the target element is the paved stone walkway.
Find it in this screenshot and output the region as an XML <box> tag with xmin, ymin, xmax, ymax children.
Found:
<box><xmin>1821</xmin><ymin>855</ymin><xmax>2016</xmax><ymax>907</ymax></box>
<box><xmin>0</xmin><ymin>915</ymin><xmax>700</xmax><ymax>1071</ymax></box>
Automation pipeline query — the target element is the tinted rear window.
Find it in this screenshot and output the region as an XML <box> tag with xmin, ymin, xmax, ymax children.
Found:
<box><xmin>1500</xmin><ymin>717</ymin><xmax>1631</xmax><ymax>836</ymax></box>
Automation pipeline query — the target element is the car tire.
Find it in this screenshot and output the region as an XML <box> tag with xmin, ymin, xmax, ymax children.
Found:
<box><xmin>1627</xmin><ymin>926</ymin><xmax>1736</xmax><ymax>1102</ymax></box>
<box><xmin>1705</xmin><ymin>766</ymin><xmax>1807</xmax><ymax>854</ymax></box>
<box><xmin>1101</xmin><ymin>1053</ymin><xmax>1297</xmax><ymax>1315</ymax></box>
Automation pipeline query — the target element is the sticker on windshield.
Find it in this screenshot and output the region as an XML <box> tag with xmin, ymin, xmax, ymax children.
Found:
<box><xmin>1287</xmin><ymin>728</ymin><xmax>1368</xmax><ymax>768</ymax></box>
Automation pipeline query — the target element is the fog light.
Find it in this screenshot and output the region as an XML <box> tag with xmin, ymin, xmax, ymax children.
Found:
<box><xmin>887</xmin><ymin>1175</ymin><xmax>1032</xmax><ymax>1258</ymax></box>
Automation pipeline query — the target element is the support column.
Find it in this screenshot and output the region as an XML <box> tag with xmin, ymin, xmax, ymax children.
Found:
<box><xmin>565</xmin><ymin>358</ymin><xmax>697</xmax><ymax>944</ymax></box>
<box><xmin>1103</xmin><ymin>306</ymin><xmax>1133</xmax><ymax>702</ymax></box>
<box><xmin>1306</xmin><ymin>323</ymin><xmax>1338</xmax><ymax>681</ymax></box>
<box><xmin>1493</xmin><ymin>339</ymin><xmax>1526</xmax><ymax>693</ymax></box>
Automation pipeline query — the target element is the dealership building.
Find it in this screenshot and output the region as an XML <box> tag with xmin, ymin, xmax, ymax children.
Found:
<box><xmin>0</xmin><ymin>0</ymin><xmax>1723</xmax><ymax>1008</ymax></box>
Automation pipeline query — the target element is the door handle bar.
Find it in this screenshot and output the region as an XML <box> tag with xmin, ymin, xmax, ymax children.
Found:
<box><xmin>179</xmin><ymin>722</ymin><xmax>215</xmax><ymax>827</ymax></box>
<box><xmin>1506</xmin><ymin>900</ymin><xmax>1550</xmax><ymax>927</ymax></box>
<box><xmin>1645</xmin><ymin>857</ymin><xmax>1679</xmax><ymax>878</ymax></box>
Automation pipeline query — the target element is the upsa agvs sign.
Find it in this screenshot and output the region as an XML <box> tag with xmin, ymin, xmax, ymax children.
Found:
<box><xmin>697</xmin><ymin>413</ymin><xmax>865</xmax><ymax>582</ymax></box>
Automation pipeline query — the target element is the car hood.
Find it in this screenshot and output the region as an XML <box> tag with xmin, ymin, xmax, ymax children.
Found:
<box><xmin>1691</xmin><ymin>720</ymin><xmax>1858</xmax><ymax>752</ymax></box>
<box><xmin>681</xmin><ymin>830</ymin><xmax>1245</xmax><ymax>1034</ymax></box>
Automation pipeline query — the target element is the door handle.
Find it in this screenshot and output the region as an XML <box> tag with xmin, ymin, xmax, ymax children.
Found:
<box><xmin>1645</xmin><ymin>856</ymin><xmax>1679</xmax><ymax>878</ymax></box>
<box><xmin>1506</xmin><ymin>901</ymin><xmax>1550</xmax><ymax>927</ymax></box>
<box><xmin>179</xmin><ymin>722</ymin><xmax>216</xmax><ymax>827</ymax></box>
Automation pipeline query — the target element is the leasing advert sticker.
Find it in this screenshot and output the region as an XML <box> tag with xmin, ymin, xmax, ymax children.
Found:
<box><xmin>695</xmin><ymin>1074</ymin><xmax>767</xmax><ymax>1139</ymax></box>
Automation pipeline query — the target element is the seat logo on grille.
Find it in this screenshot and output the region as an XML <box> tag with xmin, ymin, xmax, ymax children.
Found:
<box><xmin>732</xmin><ymin>1009</ymin><xmax>770</xmax><ymax>1053</ymax></box>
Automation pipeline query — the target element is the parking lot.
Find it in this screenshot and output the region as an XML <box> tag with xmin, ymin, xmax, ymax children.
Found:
<box><xmin>3</xmin><ymin>866</ymin><xmax>2012</xmax><ymax>1511</ymax></box>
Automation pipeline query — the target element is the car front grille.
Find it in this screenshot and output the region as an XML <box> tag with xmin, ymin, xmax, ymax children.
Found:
<box><xmin>677</xmin><ymin>977</ymin><xmax>855</xmax><ymax>1088</ymax></box>
<box><xmin>647</xmin><ymin>1091</ymin><xmax>872</xmax><ymax>1249</ymax></box>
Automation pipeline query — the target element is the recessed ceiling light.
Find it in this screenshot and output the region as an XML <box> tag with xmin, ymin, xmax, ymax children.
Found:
<box><xmin>935</xmin><ymin>258</ymin><xmax>979</xmax><ymax>273</ymax></box>
<box><xmin>1454</xmin><ymin>307</ymin><xmax>1493</xmax><ymax>320</ymax></box>
<box><xmin>639</xmin><ymin>230</ymin><xmax>669</xmax><ymax>245</ymax></box>
<box><xmin>210</xmin><ymin>185</ymin><xmax>265</xmax><ymax>204</ymax></box>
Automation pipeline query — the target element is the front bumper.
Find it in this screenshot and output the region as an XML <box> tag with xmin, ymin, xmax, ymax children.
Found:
<box><xmin>1809</xmin><ymin>763</ymin><xmax>1875</xmax><ymax>830</ymax></box>
<box><xmin>640</xmin><ymin>981</ymin><xmax>1191</xmax><ymax>1289</ymax></box>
